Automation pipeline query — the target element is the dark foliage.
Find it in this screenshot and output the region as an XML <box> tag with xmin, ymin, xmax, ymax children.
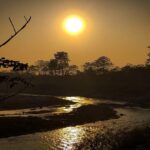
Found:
<box><xmin>0</xmin><ymin>57</ymin><xmax>28</xmax><ymax>71</ymax></box>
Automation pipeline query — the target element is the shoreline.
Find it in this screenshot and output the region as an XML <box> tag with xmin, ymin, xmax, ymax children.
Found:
<box><xmin>0</xmin><ymin>104</ymin><xmax>119</xmax><ymax>138</ymax></box>
<box><xmin>0</xmin><ymin>94</ymin><xmax>149</xmax><ymax>138</ymax></box>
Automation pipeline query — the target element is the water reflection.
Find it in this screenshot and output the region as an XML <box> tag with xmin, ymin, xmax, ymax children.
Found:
<box><xmin>0</xmin><ymin>96</ymin><xmax>124</xmax><ymax>117</ymax></box>
<box><xmin>0</xmin><ymin>96</ymin><xmax>150</xmax><ymax>150</ymax></box>
<box><xmin>41</xmin><ymin>126</ymin><xmax>97</xmax><ymax>150</ymax></box>
<box><xmin>58</xmin><ymin>127</ymin><xmax>85</xmax><ymax>150</ymax></box>
<box><xmin>61</xmin><ymin>96</ymin><xmax>97</xmax><ymax>105</ymax></box>
<box><xmin>54</xmin><ymin>96</ymin><xmax>98</xmax><ymax>114</ymax></box>
<box><xmin>0</xmin><ymin>96</ymin><xmax>97</xmax><ymax>117</ymax></box>
<box><xmin>39</xmin><ymin>107</ymin><xmax>150</xmax><ymax>150</ymax></box>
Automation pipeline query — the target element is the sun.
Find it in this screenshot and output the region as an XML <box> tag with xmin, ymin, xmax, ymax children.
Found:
<box><xmin>63</xmin><ymin>15</ymin><xmax>85</xmax><ymax>35</ymax></box>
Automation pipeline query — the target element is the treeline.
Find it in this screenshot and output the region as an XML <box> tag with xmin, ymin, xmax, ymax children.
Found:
<box><xmin>26</xmin><ymin>49</ymin><xmax>150</xmax><ymax>76</ymax></box>
<box><xmin>1</xmin><ymin>47</ymin><xmax>150</xmax><ymax>76</ymax></box>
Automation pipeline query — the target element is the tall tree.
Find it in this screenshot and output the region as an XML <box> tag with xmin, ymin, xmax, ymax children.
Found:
<box><xmin>54</xmin><ymin>51</ymin><xmax>69</xmax><ymax>75</ymax></box>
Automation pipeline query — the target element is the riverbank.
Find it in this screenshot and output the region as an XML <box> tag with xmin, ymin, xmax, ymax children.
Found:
<box><xmin>1</xmin><ymin>72</ymin><xmax>150</xmax><ymax>109</ymax></box>
<box><xmin>0</xmin><ymin>93</ymin><xmax>149</xmax><ymax>139</ymax></box>
<box><xmin>17</xmin><ymin>73</ymin><xmax>150</xmax><ymax>108</ymax></box>
<box><xmin>0</xmin><ymin>104</ymin><xmax>118</xmax><ymax>138</ymax></box>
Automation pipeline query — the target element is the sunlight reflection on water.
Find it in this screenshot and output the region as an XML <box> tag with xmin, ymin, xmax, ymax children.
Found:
<box><xmin>43</xmin><ymin>127</ymin><xmax>86</xmax><ymax>150</ymax></box>
<box><xmin>0</xmin><ymin>96</ymin><xmax>124</xmax><ymax>117</ymax></box>
<box><xmin>53</xmin><ymin>96</ymin><xmax>98</xmax><ymax>115</ymax></box>
<box><xmin>40</xmin><ymin>125</ymin><xmax>104</xmax><ymax>150</ymax></box>
<box><xmin>0</xmin><ymin>96</ymin><xmax>150</xmax><ymax>150</ymax></box>
<box><xmin>61</xmin><ymin>96</ymin><xmax>97</xmax><ymax>105</ymax></box>
<box><xmin>39</xmin><ymin>107</ymin><xmax>150</xmax><ymax>150</ymax></box>
<box><xmin>0</xmin><ymin>96</ymin><xmax>97</xmax><ymax>117</ymax></box>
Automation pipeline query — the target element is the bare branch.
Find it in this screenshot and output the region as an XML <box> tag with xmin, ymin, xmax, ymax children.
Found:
<box><xmin>0</xmin><ymin>16</ymin><xmax>31</xmax><ymax>48</ymax></box>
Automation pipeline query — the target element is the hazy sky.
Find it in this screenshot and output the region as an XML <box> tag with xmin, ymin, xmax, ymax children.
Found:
<box><xmin>0</xmin><ymin>0</ymin><xmax>150</xmax><ymax>66</ymax></box>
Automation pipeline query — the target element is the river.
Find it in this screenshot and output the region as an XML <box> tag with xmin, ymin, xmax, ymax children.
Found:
<box><xmin>0</xmin><ymin>96</ymin><xmax>150</xmax><ymax>150</ymax></box>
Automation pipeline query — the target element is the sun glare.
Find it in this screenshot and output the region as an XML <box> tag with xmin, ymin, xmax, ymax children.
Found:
<box><xmin>63</xmin><ymin>15</ymin><xmax>85</xmax><ymax>35</ymax></box>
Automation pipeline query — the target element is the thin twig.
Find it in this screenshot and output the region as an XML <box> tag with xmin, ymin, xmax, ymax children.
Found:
<box><xmin>9</xmin><ymin>17</ymin><xmax>16</xmax><ymax>33</ymax></box>
<box><xmin>24</xmin><ymin>16</ymin><xmax>28</xmax><ymax>22</ymax></box>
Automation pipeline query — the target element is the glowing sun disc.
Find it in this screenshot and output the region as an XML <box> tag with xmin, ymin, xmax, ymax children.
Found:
<box><xmin>63</xmin><ymin>15</ymin><xmax>85</xmax><ymax>35</ymax></box>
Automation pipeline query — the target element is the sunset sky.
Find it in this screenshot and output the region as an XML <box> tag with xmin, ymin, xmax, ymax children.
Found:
<box><xmin>0</xmin><ymin>0</ymin><xmax>150</xmax><ymax>67</ymax></box>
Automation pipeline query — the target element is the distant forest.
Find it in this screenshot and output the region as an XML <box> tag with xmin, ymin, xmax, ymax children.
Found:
<box><xmin>26</xmin><ymin>48</ymin><xmax>150</xmax><ymax>76</ymax></box>
<box><xmin>0</xmin><ymin>47</ymin><xmax>150</xmax><ymax>76</ymax></box>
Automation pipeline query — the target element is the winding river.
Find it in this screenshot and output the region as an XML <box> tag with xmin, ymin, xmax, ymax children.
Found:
<box><xmin>0</xmin><ymin>96</ymin><xmax>150</xmax><ymax>150</ymax></box>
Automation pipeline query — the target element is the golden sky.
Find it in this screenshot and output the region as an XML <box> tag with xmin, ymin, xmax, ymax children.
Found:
<box><xmin>0</xmin><ymin>0</ymin><xmax>150</xmax><ymax>66</ymax></box>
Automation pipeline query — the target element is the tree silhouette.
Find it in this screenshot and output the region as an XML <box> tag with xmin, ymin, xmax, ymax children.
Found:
<box><xmin>83</xmin><ymin>56</ymin><xmax>113</xmax><ymax>75</ymax></box>
<box><xmin>54</xmin><ymin>51</ymin><xmax>69</xmax><ymax>76</ymax></box>
<box><xmin>94</xmin><ymin>56</ymin><xmax>113</xmax><ymax>74</ymax></box>
<box><xmin>83</xmin><ymin>62</ymin><xmax>96</xmax><ymax>75</ymax></box>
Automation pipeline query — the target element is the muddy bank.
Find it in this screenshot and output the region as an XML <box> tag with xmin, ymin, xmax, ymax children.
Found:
<box><xmin>0</xmin><ymin>104</ymin><xmax>118</xmax><ymax>138</ymax></box>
